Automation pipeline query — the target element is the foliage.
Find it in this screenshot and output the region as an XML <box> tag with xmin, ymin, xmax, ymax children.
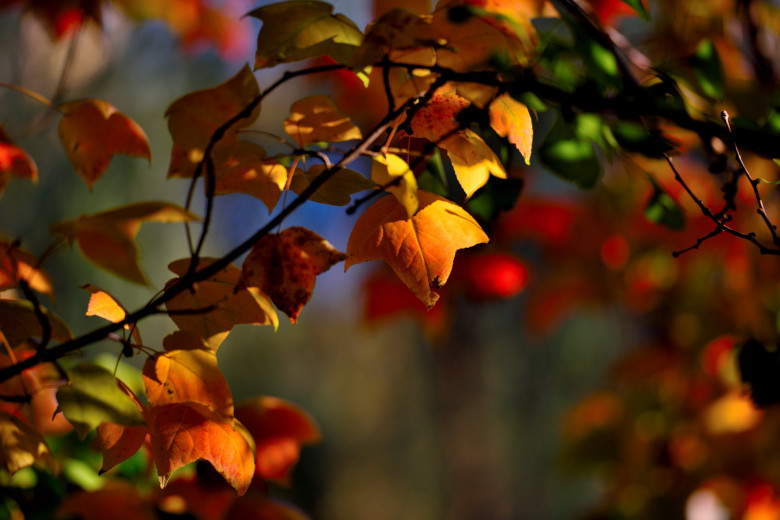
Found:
<box><xmin>0</xmin><ymin>0</ymin><xmax>780</xmax><ymax>518</ymax></box>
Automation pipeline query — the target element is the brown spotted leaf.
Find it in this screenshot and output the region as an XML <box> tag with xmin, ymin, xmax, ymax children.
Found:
<box><xmin>345</xmin><ymin>191</ymin><xmax>488</xmax><ymax>307</ymax></box>
<box><xmin>58</xmin><ymin>99</ymin><xmax>151</xmax><ymax>189</ymax></box>
<box><xmin>241</xmin><ymin>227</ymin><xmax>346</xmax><ymax>323</ymax></box>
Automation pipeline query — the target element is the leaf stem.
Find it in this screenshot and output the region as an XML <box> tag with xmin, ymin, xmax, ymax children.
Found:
<box><xmin>0</xmin><ymin>82</ymin><xmax>62</xmax><ymax>113</ymax></box>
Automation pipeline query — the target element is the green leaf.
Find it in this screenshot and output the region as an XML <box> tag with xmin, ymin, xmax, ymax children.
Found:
<box><xmin>611</xmin><ymin>121</ymin><xmax>677</xmax><ymax>158</ymax></box>
<box><xmin>56</xmin><ymin>364</ymin><xmax>146</xmax><ymax>439</ymax></box>
<box><xmin>645</xmin><ymin>182</ymin><xmax>686</xmax><ymax>230</ymax></box>
<box><xmin>690</xmin><ymin>39</ymin><xmax>723</xmax><ymax>100</ymax></box>
<box><xmin>620</xmin><ymin>0</ymin><xmax>650</xmax><ymax>20</ymax></box>
<box><xmin>468</xmin><ymin>177</ymin><xmax>524</xmax><ymax>222</ymax></box>
<box><xmin>539</xmin><ymin>115</ymin><xmax>602</xmax><ymax>189</ymax></box>
<box><xmin>247</xmin><ymin>1</ymin><xmax>363</xmax><ymax>69</ymax></box>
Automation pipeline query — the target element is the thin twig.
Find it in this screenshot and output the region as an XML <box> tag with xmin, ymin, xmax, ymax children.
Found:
<box><xmin>672</xmin><ymin>227</ymin><xmax>724</xmax><ymax>257</ymax></box>
<box><xmin>0</xmin><ymin>82</ymin><xmax>62</xmax><ymax>113</ymax></box>
<box><xmin>721</xmin><ymin>110</ymin><xmax>780</xmax><ymax>246</ymax></box>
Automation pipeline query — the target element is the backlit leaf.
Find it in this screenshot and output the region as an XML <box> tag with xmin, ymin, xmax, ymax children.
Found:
<box><xmin>371</xmin><ymin>154</ymin><xmax>419</xmax><ymax>217</ymax></box>
<box><xmin>410</xmin><ymin>84</ymin><xmax>471</xmax><ymax>142</ymax></box>
<box><xmin>149</xmin><ymin>403</ymin><xmax>255</xmax><ymax>496</ymax></box>
<box><xmin>166</xmin><ymin>64</ymin><xmax>260</xmax><ymax>179</ymax></box>
<box><xmin>81</xmin><ymin>283</ymin><xmax>142</xmax><ymax>345</ymax></box>
<box><xmin>0</xmin><ymin>126</ymin><xmax>37</xmax><ymax>197</ymax></box>
<box><xmin>349</xmin><ymin>8</ymin><xmax>438</xmax><ymax>70</ymax></box>
<box><xmin>96</xmin><ymin>421</ymin><xmax>149</xmax><ymax>474</ymax></box>
<box><xmin>289</xmin><ymin>165</ymin><xmax>375</xmax><ymax>206</ymax></box>
<box><xmin>488</xmin><ymin>93</ymin><xmax>532</xmax><ymax>163</ymax></box>
<box><xmin>236</xmin><ymin>396</ymin><xmax>321</xmax><ymax>484</ymax></box>
<box><xmin>166</xmin><ymin>258</ymin><xmax>278</xmax><ymax>350</ymax></box>
<box><xmin>0</xmin><ymin>411</ymin><xmax>54</xmax><ymax>474</ymax></box>
<box><xmin>345</xmin><ymin>191</ymin><xmax>489</xmax><ymax>308</ymax></box>
<box><xmin>143</xmin><ymin>349</ymin><xmax>234</xmax><ymax>420</ymax></box>
<box><xmin>0</xmin><ymin>239</ymin><xmax>52</xmax><ymax>295</ymax></box>
<box><xmin>539</xmin><ymin>115</ymin><xmax>602</xmax><ymax>189</ymax></box>
<box><xmin>241</xmin><ymin>227</ymin><xmax>346</xmax><ymax>323</ymax></box>
<box><xmin>58</xmin><ymin>99</ymin><xmax>151</xmax><ymax>189</ymax></box>
<box><xmin>0</xmin><ymin>299</ymin><xmax>72</xmax><ymax>348</ymax></box>
<box><xmin>439</xmin><ymin>128</ymin><xmax>507</xmax><ymax>198</ymax></box>
<box><xmin>691</xmin><ymin>39</ymin><xmax>723</xmax><ymax>100</ymax></box>
<box><xmin>645</xmin><ymin>182</ymin><xmax>686</xmax><ymax>230</ymax></box>
<box><xmin>248</xmin><ymin>1</ymin><xmax>363</xmax><ymax>69</ymax></box>
<box><xmin>51</xmin><ymin>201</ymin><xmax>199</xmax><ymax>284</ymax></box>
<box><xmin>283</xmin><ymin>96</ymin><xmax>362</xmax><ymax>148</ymax></box>
<box><xmin>56</xmin><ymin>363</ymin><xmax>146</xmax><ymax>439</ymax></box>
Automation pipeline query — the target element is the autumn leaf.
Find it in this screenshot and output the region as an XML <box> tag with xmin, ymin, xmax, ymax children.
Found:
<box><xmin>165</xmin><ymin>258</ymin><xmax>278</xmax><ymax>350</ymax></box>
<box><xmin>58</xmin><ymin>481</ymin><xmax>156</xmax><ymax>520</ymax></box>
<box><xmin>248</xmin><ymin>1</ymin><xmax>363</xmax><ymax>69</ymax></box>
<box><xmin>349</xmin><ymin>8</ymin><xmax>439</xmax><ymax>70</ymax></box>
<box><xmin>0</xmin><ymin>411</ymin><xmax>54</xmax><ymax>474</ymax></box>
<box><xmin>213</xmin><ymin>141</ymin><xmax>287</xmax><ymax>213</ymax></box>
<box><xmin>166</xmin><ymin>64</ymin><xmax>260</xmax><ymax>179</ymax></box>
<box><xmin>56</xmin><ymin>363</ymin><xmax>146</xmax><ymax>439</ymax></box>
<box><xmin>143</xmin><ymin>349</ymin><xmax>234</xmax><ymax>420</ymax></box>
<box><xmin>284</xmin><ymin>96</ymin><xmax>362</xmax><ymax>148</ymax></box>
<box><xmin>81</xmin><ymin>283</ymin><xmax>142</xmax><ymax>345</ymax></box>
<box><xmin>225</xmin><ymin>494</ymin><xmax>310</xmax><ymax>520</ymax></box>
<box><xmin>488</xmin><ymin>93</ymin><xmax>533</xmax><ymax>164</ymax></box>
<box><xmin>0</xmin><ymin>299</ymin><xmax>72</xmax><ymax>348</ymax></box>
<box><xmin>0</xmin><ymin>239</ymin><xmax>52</xmax><ymax>295</ymax></box>
<box><xmin>0</xmin><ymin>126</ymin><xmax>37</xmax><ymax>197</ymax></box>
<box><xmin>371</xmin><ymin>154</ymin><xmax>419</xmax><ymax>217</ymax></box>
<box><xmin>439</xmin><ymin>128</ymin><xmax>507</xmax><ymax>198</ymax></box>
<box><xmin>58</xmin><ymin>99</ymin><xmax>151</xmax><ymax>189</ymax></box>
<box><xmin>241</xmin><ymin>227</ymin><xmax>347</xmax><ymax>323</ymax></box>
<box><xmin>149</xmin><ymin>403</ymin><xmax>255</xmax><ymax>496</ymax></box>
<box><xmin>409</xmin><ymin>84</ymin><xmax>471</xmax><ymax>142</ymax></box>
<box><xmin>51</xmin><ymin>201</ymin><xmax>199</xmax><ymax>284</ymax></box>
<box><xmin>236</xmin><ymin>396</ymin><xmax>321</xmax><ymax>484</ymax></box>
<box><xmin>289</xmin><ymin>165</ymin><xmax>375</xmax><ymax>206</ymax></box>
<box><xmin>345</xmin><ymin>191</ymin><xmax>489</xmax><ymax>308</ymax></box>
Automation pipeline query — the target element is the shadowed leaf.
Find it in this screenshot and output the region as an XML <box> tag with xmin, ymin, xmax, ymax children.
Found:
<box><xmin>0</xmin><ymin>300</ymin><xmax>72</xmax><ymax>348</ymax></box>
<box><xmin>0</xmin><ymin>411</ymin><xmax>54</xmax><ymax>474</ymax></box>
<box><xmin>0</xmin><ymin>239</ymin><xmax>52</xmax><ymax>295</ymax></box>
<box><xmin>284</xmin><ymin>96</ymin><xmax>362</xmax><ymax>148</ymax></box>
<box><xmin>290</xmin><ymin>165</ymin><xmax>375</xmax><ymax>206</ymax></box>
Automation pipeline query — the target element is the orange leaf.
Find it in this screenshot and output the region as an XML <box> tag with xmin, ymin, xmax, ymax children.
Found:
<box><xmin>58</xmin><ymin>99</ymin><xmax>151</xmax><ymax>189</ymax></box>
<box><xmin>241</xmin><ymin>227</ymin><xmax>346</xmax><ymax>323</ymax></box>
<box><xmin>488</xmin><ymin>93</ymin><xmax>532</xmax><ymax>164</ymax></box>
<box><xmin>58</xmin><ymin>481</ymin><xmax>156</xmax><ymax>520</ymax></box>
<box><xmin>349</xmin><ymin>8</ymin><xmax>438</xmax><ymax>69</ymax></box>
<box><xmin>0</xmin><ymin>126</ymin><xmax>37</xmax><ymax>197</ymax></box>
<box><xmin>236</xmin><ymin>396</ymin><xmax>321</xmax><ymax>485</ymax></box>
<box><xmin>283</xmin><ymin>96</ymin><xmax>362</xmax><ymax>148</ymax></box>
<box><xmin>51</xmin><ymin>201</ymin><xmax>198</xmax><ymax>284</ymax></box>
<box><xmin>81</xmin><ymin>283</ymin><xmax>142</xmax><ymax>345</ymax></box>
<box><xmin>345</xmin><ymin>191</ymin><xmax>488</xmax><ymax>308</ymax></box>
<box><xmin>0</xmin><ymin>411</ymin><xmax>54</xmax><ymax>474</ymax></box>
<box><xmin>143</xmin><ymin>349</ymin><xmax>234</xmax><ymax>420</ymax></box>
<box><xmin>148</xmin><ymin>403</ymin><xmax>255</xmax><ymax>496</ymax></box>
<box><xmin>166</xmin><ymin>64</ymin><xmax>260</xmax><ymax>179</ymax></box>
<box><xmin>438</xmin><ymin>128</ymin><xmax>506</xmax><ymax>198</ymax></box>
<box><xmin>225</xmin><ymin>494</ymin><xmax>310</xmax><ymax>520</ymax></box>
<box><xmin>165</xmin><ymin>258</ymin><xmax>278</xmax><ymax>350</ymax></box>
<box><xmin>0</xmin><ymin>239</ymin><xmax>52</xmax><ymax>295</ymax></box>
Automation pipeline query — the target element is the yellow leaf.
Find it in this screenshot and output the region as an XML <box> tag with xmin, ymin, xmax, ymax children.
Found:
<box><xmin>371</xmin><ymin>154</ymin><xmax>419</xmax><ymax>217</ymax></box>
<box><xmin>349</xmin><ymin>8</ymin><xmax>439</xmax><ymax>70</ymax></box>
<box><xmin>345</xmin><ymin>191</ymin><xmax>488</xmax><ymax>307</ymax></box>
<box><xmin>439</xmin><ymin>128</ymin><xmax>506</xmax><ymax>198</ymax></box>
<box><xmin>80</xmin><ymin>283</ymin><xmax>142</xmax><ymax>346</ymax></box>
<box><xmin>0</xmin><ymin>411</ymin><xmax>55</xmax><ymax>474</ymax></box>
<box><xmin>213</xmin><ymin>141</ymin><xmax>288</xmax><ymax>213</ymax></box>
<box><xmin>51</xmin><ymin>202</ymin><xmax>199</xmax><ymax>284</ymax></box>
<box><xmin>489</xmin><ymin>93</ymin><xmax>532</xmax><ymax>164</ymax></box>
<box><xmin>166</xmin><ymin>64</ymin><xmax>260</xmax><ymax>179</ymax></box>
<box><xmin>704</xmin><ymin>391</ymin><xmax>763</xmax><ymax>435</ymax></box>
<box><xmin>58</xmin><ymin>99</ymin><xmax>151</xmax><ymax>189</ymax></box>
<box><xmin>284</xmin><ymin>96</ymin><xmax>362</xmax><ymax>148</ymax></box>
